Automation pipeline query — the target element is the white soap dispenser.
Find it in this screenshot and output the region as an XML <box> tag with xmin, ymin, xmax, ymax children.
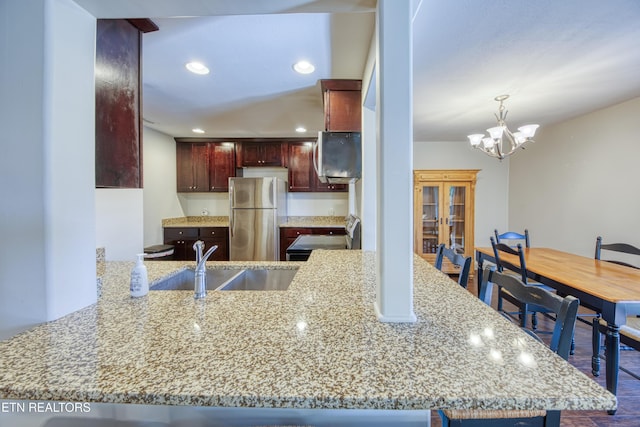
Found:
<box><xmin>130</xmin><ymin>253</ymin><xmax>149</xmax><ymax>297</ymax></box>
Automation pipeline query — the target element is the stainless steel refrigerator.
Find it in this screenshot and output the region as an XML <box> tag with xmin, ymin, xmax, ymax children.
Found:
<box><xmin>229</xmin><ymin>177</ymin><xmax>287</xmax><ymax>261</ymax></box>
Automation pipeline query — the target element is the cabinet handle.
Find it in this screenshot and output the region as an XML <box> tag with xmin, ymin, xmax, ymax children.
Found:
<box><xmin>440</xmin><ymin>218</ymin><xmax>443</xmax><ymax>224</ymax></box>
<box><xmin>179</xmin><ymin>231</ymin><xmax>183</xmax><ymax>235</ymax></box>
<box><xmin>329</xmin><ymin>231</ymin><xmax>333</xmax><ymax>235</ymax></box>
<box><xmin>211</xmin><ymin>231</ymin><xmax>215</xmax><ymax>235</ymax></box>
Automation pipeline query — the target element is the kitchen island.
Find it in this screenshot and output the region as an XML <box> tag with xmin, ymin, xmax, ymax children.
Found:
<box><xmin>0</xmin><ymin>251</ymin><xmax>616</xmax><ymax>425</ymax></box>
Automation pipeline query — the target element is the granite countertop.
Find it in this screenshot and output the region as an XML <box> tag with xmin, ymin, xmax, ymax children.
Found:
<box><xmin>0</xmin><ymin>252</ymin><xmax>616</xmax><ymax>412</ymax></box>
<box><xmin>162</xmin><ymin>216</ymin><xmax>346</xmax><ymax>229</ymax></box>
<box><xmin>280</xmin><ymin>216</ymin><xmax>346</xmax><ymax>228</ymax></box>
<box><xmin>163</xmin><ymin>216</ymin><xmax>229</xmax><ymax>227</ymax></box>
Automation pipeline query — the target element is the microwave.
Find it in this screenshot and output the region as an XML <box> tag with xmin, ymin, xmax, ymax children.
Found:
<box><xmin>313</xmin><ymin>131</ymin><xmax>362</xmax><ymax>184</ymax></box>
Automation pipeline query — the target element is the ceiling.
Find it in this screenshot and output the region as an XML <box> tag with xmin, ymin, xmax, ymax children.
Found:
<box><xmin>76</xmin><ymin>0</ymin><xmax>640</xmax><ymax>141</ymax></box>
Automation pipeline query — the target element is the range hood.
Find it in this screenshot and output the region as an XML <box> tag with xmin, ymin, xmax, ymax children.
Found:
<box><xmin>313</xmin><ymin>131</ymin><xmax>362</xmax><ymax>184</ymax></box>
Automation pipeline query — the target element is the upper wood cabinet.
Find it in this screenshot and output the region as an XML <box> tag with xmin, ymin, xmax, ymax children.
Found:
<box><xmin>236</xmin><ymin>142</ymin><xmax>284</xmax><ymax>167</ymax></box>
<box><xmin>208</xmin><ymin>143</ymin><xmax>235</xmax><ymax>192</ymax></box>
<box><xmin>413</xmin><ymin>170</ymin><xmax>479</xmax><ymax>275</ymax></box>
<box><xmin>286</xmin><ymin>142</ymin><xmax>347</xmax><ymax>193</ymax></box>
<box><xmin>176</xmin><ymin>143</ymin><xmax>210</xmax><ymax>192</ymax></box>
<box><xmin>175</xmin><ymin>139</ymin><xmax>236</xmax><ymax>192</ymax></box>
<box><xmin>321</xmin><ymin>79</ymin><xmax>362</xmax><ymax>131</ymax></box>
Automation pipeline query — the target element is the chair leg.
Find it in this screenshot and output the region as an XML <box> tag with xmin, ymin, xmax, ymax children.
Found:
<box><xmin>570</xmin><ymin>337</ymin><xmax>575</xmax><ymax>356</ymax></box>
<box><xmin>592</xmin><ymin>317</ymin><xmax>601</xmax><ymax>377</ymax></box>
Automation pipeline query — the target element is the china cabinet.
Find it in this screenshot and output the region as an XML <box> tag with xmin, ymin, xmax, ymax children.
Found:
<box><xmin>413</xmin><ymin>170</ymin><xmax>478</xmax><ymax>275</ymax></box>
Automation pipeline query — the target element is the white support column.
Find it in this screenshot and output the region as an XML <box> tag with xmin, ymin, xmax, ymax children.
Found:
<box><xmin>374</xmin><ymin>0</ymin><xmax>416</xmax><ymax>322</ymax></box>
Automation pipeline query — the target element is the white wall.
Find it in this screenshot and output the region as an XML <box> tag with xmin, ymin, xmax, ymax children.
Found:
<box><xmin>143</xmin><ymin>126</ymin><xmax>185</xmax><ymax>246</ymax></box>
<box><xmin>0</xmin><ymin>0</ymin><xmax>96</xmax><ymax>339</ymax></box>
<box><xmin>96</xmin><ymin>189</ymin><xmax>144</xmax><ymax>261</ymax></box>
<box><xmin>509</xmin><ymin>97</ymin><xmax>640</xmax><ymax>257</ymax></box>
<box><xmin>413</xmin><ymin>140</ymin><xmax>510</xmax><ymax>248</ymax></box>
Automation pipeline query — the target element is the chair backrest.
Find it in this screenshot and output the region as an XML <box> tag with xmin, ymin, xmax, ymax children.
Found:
<box><xmin>435</xmin><ymin>243</ymin><xmax>472</xmax><ymax>288</ymax></box>
<box><xmin>478</xmin><ymin>265</ymin><xmax>579</xmax><ymax>360</ymax></box>
<box><xmin>494</xmin><ymin>228</ymin><xmax>531</xmax><ymax>248</ymax></box>
<box><xmin>595</xmin><ymin>236</ymin><xmax>640</xmax><ymax>270</ymax></box>
<box><xmin>490</xmin><ymin>236</ymin><xmax>529</xmax><ymax>284</ymax></box>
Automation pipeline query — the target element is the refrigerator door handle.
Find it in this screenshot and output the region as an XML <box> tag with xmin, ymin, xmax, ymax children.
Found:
<box><xmin>229</xmin><ymin>180</ymin><xmax>234</xmax><ymax>237</ymax></box>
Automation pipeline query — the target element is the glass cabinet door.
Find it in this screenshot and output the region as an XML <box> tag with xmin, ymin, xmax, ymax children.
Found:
<box><xmin>417</xmin><ymin>184</ymin><xmax>441</xmax><ymax>256</ymax></box>
<box><xmin>446</xmin><ymin>184</ymin><xmax>467</xmax><ymax>255</ymax></box>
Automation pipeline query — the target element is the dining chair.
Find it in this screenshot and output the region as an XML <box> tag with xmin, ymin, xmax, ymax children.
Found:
<box><xmin>435</xmin><ymin>243</ymin><xmax>472</xmax><ymax>288</ymax></box>
<box><xmin>494</xmin><ymin>228</ymin><xmax>530</xmax><ymax>248</ymax></box>
<box><xmin>493</xmin><ymin>229</ymin><xmax>531</xmax><ymax>314</ymax></box>
<box><xmin>592</xmin><ymin>236</ymin><xmax>640</xmax><ymax>381</ymax></box>
<box><xmin>439</xmin><ymin>266</ymin><xmax>579</xmax><ymax>427</ymax></box>
<box><xmin>491</xmin><ymin>237</ymin><xmax>555</xmax><ymax>330</ymax></box>
<box><xmin>595</xmin><ymin>236</ymin><xmax>640</xmax><ymax>269</ymax></box>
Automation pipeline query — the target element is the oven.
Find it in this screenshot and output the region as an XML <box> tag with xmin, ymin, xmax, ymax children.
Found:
<box><xmin>286</xmin><ymin>215</ymin><xmax>360</xmax><ymax>261</ymax></box>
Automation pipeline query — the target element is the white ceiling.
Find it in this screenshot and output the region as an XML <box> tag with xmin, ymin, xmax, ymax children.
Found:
<box><xmin>75</xmin><ymin>0</ymin><xmax>640</xmax><ymax>141</ymax></box>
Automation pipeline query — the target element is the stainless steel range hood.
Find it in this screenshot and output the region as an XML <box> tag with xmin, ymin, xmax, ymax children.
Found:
<box><xmin>314</xmin><ymin>131</ymin><xmax>361</xmax><ymax>184</ymax></box>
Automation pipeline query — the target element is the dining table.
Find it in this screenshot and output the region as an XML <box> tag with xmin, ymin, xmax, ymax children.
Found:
<box><xmin>476</xmin><ymin>246</ymin><xmax>640</xmax><ymax>413</ymax></box>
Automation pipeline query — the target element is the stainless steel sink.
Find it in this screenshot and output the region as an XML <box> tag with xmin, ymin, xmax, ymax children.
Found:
<box><xmin>215</xmin><ymin>268</ymin><xmax>298</xmax><ymax>291</ymax></box>
<box><xmin>150</xmin><ymin>268</ymin><xmax>298</xmax><ymax>291</ymax></box>
<box><xmin>150</xmin><ymin>269</ymin><xmax>242</xmax><ymax>291</ymax></box>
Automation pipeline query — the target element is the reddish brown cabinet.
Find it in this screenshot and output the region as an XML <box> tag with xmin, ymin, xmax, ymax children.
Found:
<box><xmin>199</xmin><ymin>227</ymin><xmax>229</xmax><ymax>261</ymax></box>
<box><xmin>279</xmin><ymin>227</ymin><xmax>346</xmax><ymax>260</ymax></box>
<box><xmin>208</xmin><ymin>143</ymin><xmax>235</xmax><ymax>192</ymax></box>
<box><xmin>176</xmin><ymin>143</ymin><xmax>210</xmax><ymax>192</ymax></box>
<box><xmin>175</xmin><ymin>140</ymin><xmax>236</xmax><ymax>192</ymax></box>
<box><xmin>236</xmin><ymin>142</ymin><xmax>284</xmax><ymax>167</ymax></box>
<box><xmin>286</xmin><ymin>142</ymin><xmax>347</xmax><ymax>193</ymax></box>
<box><xmin>163</xmin><ymin>226</ymin><xmax>229</xmax><ymax>261</ymax></box>
<box><xmin>321</xmin><ymin>79</ymin><xmax>362</xmax><ymax>132</ymax></box>
<box><xmin>163</xmin><ymin>227</ymin><xmax>199</xmax><ymax>260</ymax></box>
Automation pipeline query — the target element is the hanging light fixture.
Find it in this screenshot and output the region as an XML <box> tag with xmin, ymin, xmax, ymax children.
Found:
<box><xmin>468</xmin><ymin>95</ymin><xmax>539</xmax><ymax>160</ymax></box>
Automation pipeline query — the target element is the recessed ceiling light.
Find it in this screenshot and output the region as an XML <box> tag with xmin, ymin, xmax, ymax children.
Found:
<box><xmin>192</xmin><ymin>128</ymin><xmax>205</xmax><ymax>134</ymax></box>
<box><xmin>185</xmin><ymin>62</ymin><xmax>210</xmax><ymax>75</ymax></box>
<box><xmin>293</xmin><ymin>60</ymin><xmax>315</xmax><ymax>74</ymax></box>
<box><xmin>295</xmin><ymin>126</ymin><xmax>307</xmax><ymax>133</ymax></box>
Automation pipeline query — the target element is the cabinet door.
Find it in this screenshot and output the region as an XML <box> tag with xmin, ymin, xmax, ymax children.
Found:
<box><xmin>238</xmin><ymin>142</ymin><xmax>262</xmax><ymax>166</ymax></box>
<box><xmin>287</xmin><ymin>142</ymin><xmax>314</xmax><ymax>192</ymax></box>
<box><xmin>414</xmin><ymin>183</ymin><xmax>442</xmax><ymax>260</ymax></box>
<box><xmin>176</xmin><ymin>143</ymin><xmax>209</xmax><ymax>192</ymax></box>
<box><xmin>260</xmin><ymin>142</ymin><xmax>283</xmax><ymax>166</ymax></box>
<box><xmin>209</xmin><ymin>143</ymin><xmax>235</xmax><ymax>192</ymax></box>
<box><xmin>444</xmin><ymin>183</ymin><xmax>471</xmax><ymax>257</ymax></box>
<box><xmin>164</xmin><ymin>227</ymin><xmax>199</xmax><ymax>260</ymax></box>
<box><xmin>200</xmin><ymin>227</ymin><xmax>229</xmax><ymax>261</ymax></box>
<box><xmin>191</xmin><ymin>144</ymin><xmax>210</xmax><ymax>192</ymax></box>
<box><xmin>325</xmin><ymin>90</ymin><xmax>362</xmax><ymax>131</ymax></box>
<box><xmin>176</xmin><ymin>144</ymin><xmax>194</xmax><ymax>192</ymax></box>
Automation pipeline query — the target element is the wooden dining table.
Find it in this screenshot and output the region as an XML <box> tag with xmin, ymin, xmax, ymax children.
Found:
<box><xmin>476</xmin><ymin>246</ymin><xmax>640</xmax><ymax>407</ymax></box>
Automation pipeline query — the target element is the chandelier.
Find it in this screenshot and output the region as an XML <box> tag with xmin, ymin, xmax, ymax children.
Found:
<box><xmin>467</xmin><ymin>95</ymin><xmax>539</xmax><ymax>160</ymax></box>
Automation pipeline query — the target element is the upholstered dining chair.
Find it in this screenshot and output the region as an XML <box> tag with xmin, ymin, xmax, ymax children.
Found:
<box><xmin>439</xmin><ymin>266</ymin><xmax>579</xmax><ymax>427</ymax></box>
<box><xmin>592</xmin><ymin>236</ymin><xmax>640</xmax><ymax>381</ymax></box>
<box><xmin>435</xmin><ymin>243</ymin><xmax>472</xmax><ymax>288</ymax></box>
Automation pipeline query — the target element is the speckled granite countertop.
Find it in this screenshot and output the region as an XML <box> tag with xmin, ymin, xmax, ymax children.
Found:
<box><xmin>162</xmin><ymin>216</ymin><xmax>346</xmax><ymax>229</ymax></box>
<box><xmin>280</xmin><ymin>216</ymin><xmax>346</xmax><ymax>228</ymax></box>
<box><xmin>0</xmin><ymin>252</ymin><xmax>615</xmax><ymax>412</ymax></box>
<box><xmin>163</xmin><ymin>216</ymin><xmax>229</xmax><ymax>227</ymax></box>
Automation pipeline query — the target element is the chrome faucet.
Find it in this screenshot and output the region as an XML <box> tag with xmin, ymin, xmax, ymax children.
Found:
<box><xmin>193</xmin><ymin>240</ymin><xmax>218</xmax><ymax>299</ymax></box>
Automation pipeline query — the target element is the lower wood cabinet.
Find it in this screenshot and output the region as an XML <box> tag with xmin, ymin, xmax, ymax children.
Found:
<box><xmin>279</xmin><ymin>227</ymin><xmax>346</xmax><ymax>260</ymax></box>
<box><xmin>164</xmin><ymin>227</ymin><xmax>229</xmax><ymax>261</ymax></box>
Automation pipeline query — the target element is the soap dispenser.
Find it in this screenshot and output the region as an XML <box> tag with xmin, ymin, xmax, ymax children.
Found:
<box><xmin>130</xmin><ymin>253</ymin><xmax>149</xmax><ymax>297</ymax></box>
